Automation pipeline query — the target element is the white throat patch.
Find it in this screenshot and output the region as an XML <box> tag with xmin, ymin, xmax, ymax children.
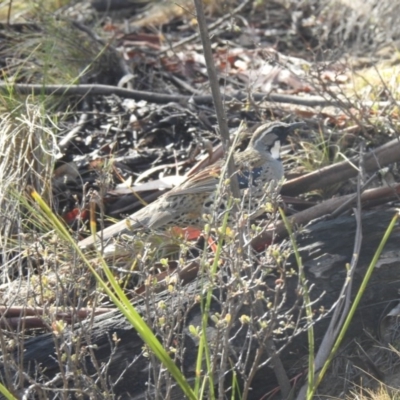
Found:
<box><xmin>270</xmin><ymin>140</ymin><xmax>281</xmax><ymax>159</ymax></box>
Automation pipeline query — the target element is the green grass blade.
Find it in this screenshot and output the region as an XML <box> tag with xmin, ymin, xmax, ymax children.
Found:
<box><xmin>30</xmin><ymin>188</ymin><xmax>197</xmax><ymax>400</ymax></box>
<box><xmin>311</xmin><ymin>210</ymin><xmax>399</xmax><ymax>396</ymax></box>
<box><xmin>0</xmin><ymin>384</ymin><xmax>17</xmax><ymax>400</ymax></box>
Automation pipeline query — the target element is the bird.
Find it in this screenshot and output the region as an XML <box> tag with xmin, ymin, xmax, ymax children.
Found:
<box><xmin>79</xmin><ymin>121</ymin><xmax>304</xmax><ymax>248</ymax></box>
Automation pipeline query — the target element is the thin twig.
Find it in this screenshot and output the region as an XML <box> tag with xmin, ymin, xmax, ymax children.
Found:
<box><xmin>57</xmin><ymin>113</ymin><xmax>88</xmax><ymax>150</ymax></box>
<box><xmin>159</xmin><ymin>0</ymin><xmax>252</xmax><ymax>55</ymax></box>
<box><xmin>282</xmin><ymin>135</ymin><xmax>400</xmax><ymax>196</ymax></box>
<box><xmin>3</xmin><ymin>82</ymin><xmax>391</xmax><ymax>107</ymax></box>
<box><xmin>251</xmin><ymin>183</ymin><xmax>400</xmax><ymax>249</ymax></box>
<box><xmin>192</xmin><ymin>0</ymin><xmax>240</xmax><ymax>200</ymax></box>
<box><xmin>329</xmin><ymin>172</ymin><xmax>377</xmax><ymax>218</ymax></box>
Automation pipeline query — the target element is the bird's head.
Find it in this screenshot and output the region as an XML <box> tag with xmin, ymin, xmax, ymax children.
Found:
<box><xmin>249</xmin><ymin>121</ymin><xmax>305</xmax><ymax>159</ymax></box>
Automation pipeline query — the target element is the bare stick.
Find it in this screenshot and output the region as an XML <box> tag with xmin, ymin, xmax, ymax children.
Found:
<box><xmin>252</xmin><ymin>183</ymin><xmax>400</xmax><ymax>249</ymax></box>
<box><xmin>282</xmin><ymin>136</ymin><xmax>400</xmax><ymax>196</ymax></box>
<box><xmin>2</xmin><ymin>83</ymin><xmax>371</xmax><ymax>107</ymax></box>
<box><xmin>192</xmin><ymin>0</ymin><xmax>240</xmax><ymax>199</ymax></box>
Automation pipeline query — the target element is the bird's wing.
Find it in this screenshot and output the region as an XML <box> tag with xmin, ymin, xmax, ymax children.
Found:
<box><xmin>78</xmin><ymin>156</ymin><xmax>245</xmax><ymax>248</ymax></box>
<box><xmin>168</xmin><ymin>152</ymin><xmax>258</xmax><ymax>196</ymax></box>
<box><xmin>163</xmin><ymin>159</ymin><xmax>228</xmax><ymax>197</ymax></box>
<box><xmin>78</xmin><ymin>193</ymin><xmax>192</xmax><ymax>248</ymax></box>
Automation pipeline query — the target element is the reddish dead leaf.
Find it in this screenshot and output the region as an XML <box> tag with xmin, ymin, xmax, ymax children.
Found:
<box><xmin>62</xmin><ymin>209</ymin><xmax>88</xmax><ymax>225</ymax></box>
<box><xmin>119</xmin><ymin>32</ymin><xmax>162</xmax><ymax>46</ymax></box>
<box><xmin>161</xmin><ymin>55</ymin><xmax>198</xmax><ymax>79</ymax></box>
<box><xmin>170</xmin><ymin>226</ymin><xmax>202</xmax><ymax>241</ymax></box>
<box><xmin>294</xmin><ymin>109</ymin><xmax>321</xmax><ymax>119</ymax></box>
<box><xmin>321</xmin><ymin>70</ymin><xmax>349</xmax><ymax>83</ymax></box>
<box><xmin>123</xmin><ymin>39</ymin><xmax>161</xmax><ymax>51</ymax></box>
<box><xmin>103</xmin><ymin>22</ymin><xmax>119</xmax><ymax>33</ymax></box>
<box><xmin>292</xmin><ymin>85</ymin><xmax>314</xmax><ymax>94</ymax></box>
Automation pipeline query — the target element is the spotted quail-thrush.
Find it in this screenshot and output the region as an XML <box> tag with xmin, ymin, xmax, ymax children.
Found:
<box><xmin>79</xmin><ymin>121</ymin><xmax>304</xmax><ymax>248</ymax></box>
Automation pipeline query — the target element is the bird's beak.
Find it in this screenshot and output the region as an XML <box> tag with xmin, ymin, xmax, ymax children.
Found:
<box><xmin>288</xmin><ymin>122</ymin><xmax>306</xmax><ymax>131</ymax></box>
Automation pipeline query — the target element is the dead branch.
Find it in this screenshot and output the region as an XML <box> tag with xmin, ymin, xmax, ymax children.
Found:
<box><xmin>282</xmin><ymin>136</ymin><xmax>400</xmax><ymax>196</ymax></box>
<box><xmin>252</xmin><ymin>183</ymin><xmax>400</xmax><ymax>249</ymax></box>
